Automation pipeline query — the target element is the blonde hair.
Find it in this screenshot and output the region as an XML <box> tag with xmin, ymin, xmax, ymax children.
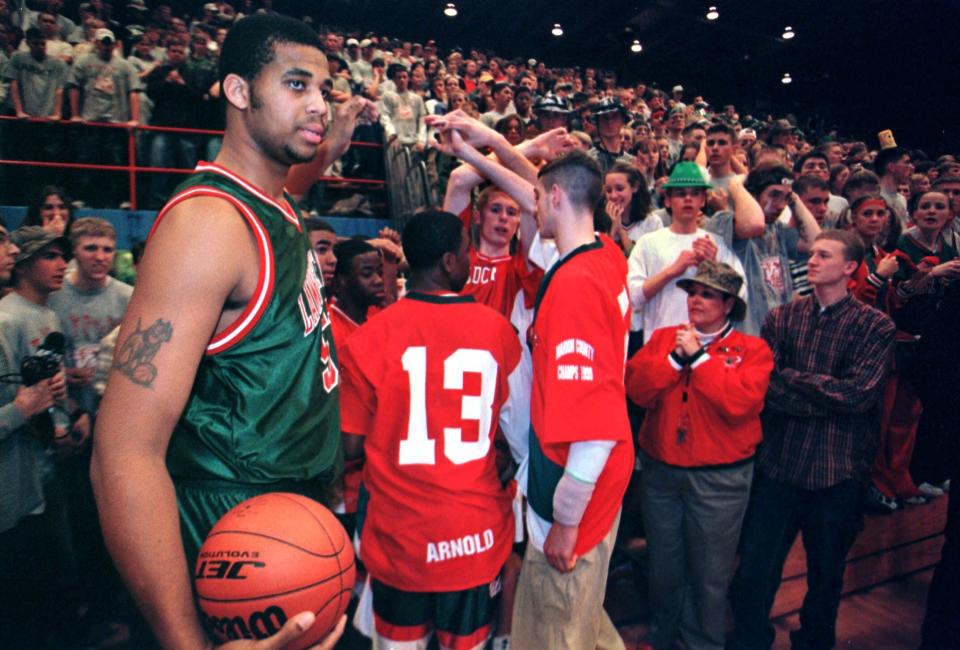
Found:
<box><xmin>69</xmin><ymin>217</ymin><xmax>116</xmax><ymax>248</ymax></box>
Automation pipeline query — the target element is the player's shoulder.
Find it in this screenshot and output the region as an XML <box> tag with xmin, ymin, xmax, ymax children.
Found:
<box><xmin>349</xmin><ymin>294</ymin><xmax>516</xmax><ymax>357</ymax></box>
<box><xmin>468</xmin><ymin>299</ymin><xmax>519</xmax><ymax>338</ymax></box>
<box><xmin>140</xmin><ymin>195</ymin><xmax>258</xmax><ymax>292</ymax></box>
<box><xmin>545</xmin><ymin>246</ymin><xmax>627</xmax><ymax>321</ymax></box>
<box><xmin>406</xmin><ymin>292</ymin><xmax>511</xmax><ymax>325</ymax></box>
<box><xmin>155</xmin><ymin>193</ymin><xmax>253</xmax><ymax>236</ymax></box>
<box><xmin>147</xmin><ymin>195</ymin><xmax>256</xmax><ymax>269</ymax></box>
<box><xmin>554</xmin><ymin>237</ymin><xmax>625</xmax><ymax>285</ymax></box>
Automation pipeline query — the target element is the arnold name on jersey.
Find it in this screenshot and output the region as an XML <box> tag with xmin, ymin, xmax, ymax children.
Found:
<box><xmin>426</xmin><ymin>528</ymin><xmax>496</xmax><ymax>564</ymax></box>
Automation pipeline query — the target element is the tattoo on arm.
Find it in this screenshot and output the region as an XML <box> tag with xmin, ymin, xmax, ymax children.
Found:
<box><xmin>112</xmin><ymin>318</ymin><xmax>174</xmax><ymax>388</ymax></box>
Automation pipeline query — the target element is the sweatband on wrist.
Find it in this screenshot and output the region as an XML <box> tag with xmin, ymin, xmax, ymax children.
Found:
<box><xmin>552</xmin><ymin>471</ymin><xmax>596</xmax><ymax>527</ymax></box>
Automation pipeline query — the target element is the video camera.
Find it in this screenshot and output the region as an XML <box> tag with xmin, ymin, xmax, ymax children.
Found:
<box><xmin>21</xmin><ymin>332</ymin><xmax>65</xmax><ymax>386</ymax></box>
<box><xmin>20</xmin><ymin>332</ymin><xmax>70</xmax><ymax>446</ymax></box>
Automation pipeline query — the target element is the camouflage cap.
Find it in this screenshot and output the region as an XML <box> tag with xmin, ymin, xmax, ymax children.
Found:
<box><xmin>677</xmin><ymin>259</ymin><xmax>747</xmax><ymax>321</ymax></box>
<box><xmin>11</xmin><ymin>226</ymin><xmax>72</xmax><ymax>266</ymax></box>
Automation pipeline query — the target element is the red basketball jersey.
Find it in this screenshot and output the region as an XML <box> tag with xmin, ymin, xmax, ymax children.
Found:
<box><xmin>527</xmin><ymin>236</ymin><xmax>634</xmax><ymax>556</ymax></box>
<box><xmin>458</xmin><ymin>205</ymin><xmax>542</xmax><ymax>317</ymax></box>
<box><xmin>329</xmin><ymin>302</ymin><xmax>360</xmax><ymax>347</ymax></box>
<box><xmin>328</xmin><ymin>301</ymin><xmax>363</xmax><ymax>513</ymax></box>
<box><xmin>340</xmin><ymin>292</ymin><xmax>521</xmax><ymax>592</ymax></box>
<box><xmin>463</xmin><ymin>248</ymin><xmax>542</xmax><ymax>318</ymax></box>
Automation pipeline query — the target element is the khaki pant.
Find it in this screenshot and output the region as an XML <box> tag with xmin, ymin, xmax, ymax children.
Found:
<box><xmin>512</xmin><ymin>511</ymin><xmax>624</xmax><ymax>650</ymax></box>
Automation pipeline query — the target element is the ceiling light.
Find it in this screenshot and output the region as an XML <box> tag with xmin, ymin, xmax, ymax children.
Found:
<box><xmin>782</xmin><ymin>25</ymin><xmax>795</xmax><ymax>39</ymax></box>
<box><xmin>443</xmin><ymin>2</ymin><xmax>457</xmax><ymax>17</ymax></box>
<box><xmin>551</xmin><ymin>23</ymin><xmax>563</xmax><ymax>37</ymax></box>
<box><xmin>781</xmin><ymin>73</ymin><xmax>792</xmax><ymax>85</ymax></box>
<box><xmin>706</xmin><ymin>6</ymin><xmax>719</xmax><ymax>20</ymax></box>
<box><xmin>630</xmin><ymin>39</ymin><xmax>642</xmax><ymax>53</ymax></box>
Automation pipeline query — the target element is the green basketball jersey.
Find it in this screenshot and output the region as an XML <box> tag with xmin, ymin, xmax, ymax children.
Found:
<box><xmin>162</xmin><ymin>162</ymin><xmax>341</xmax><ymax>486</ymax></box>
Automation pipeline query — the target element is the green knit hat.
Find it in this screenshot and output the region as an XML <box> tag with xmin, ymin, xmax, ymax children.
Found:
<box><xmin>662</xmin><ymin>161</ymin><xmax>712</xmax><ymax>190</ymax></box>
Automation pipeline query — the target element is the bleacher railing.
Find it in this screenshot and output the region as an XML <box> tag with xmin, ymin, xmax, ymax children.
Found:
<box><xmin>0</xmin><ymin>115</ymin><xmax>386</xmax><ymax>210</ymax></box>
<box><xmin>383</xmin><ymin>142</ymin><xmax>435</xmax><ymax>232</ymax></box>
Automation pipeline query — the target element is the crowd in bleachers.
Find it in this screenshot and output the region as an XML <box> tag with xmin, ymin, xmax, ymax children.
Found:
<box><xmin>1</xmin><ymin>2</ymin><xmax>960</xmax><ymax>650</ymax></box>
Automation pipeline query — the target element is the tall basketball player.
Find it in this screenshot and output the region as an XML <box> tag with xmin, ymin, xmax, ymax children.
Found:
<box><xmin>91</xmin><ymin>15</ymin><xmax>364</xmax><ymax>650</ymax></box>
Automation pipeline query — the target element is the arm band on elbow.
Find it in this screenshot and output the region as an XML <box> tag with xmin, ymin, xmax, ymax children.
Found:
<box><xmin>552</xmin><ymin>472</ymin><xmax>596</xmax><ymax>527</ymax></box>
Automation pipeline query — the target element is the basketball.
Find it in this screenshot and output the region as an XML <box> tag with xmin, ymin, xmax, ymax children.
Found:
<box><xmin>194</xmin><ymin>493</ymin><xmax>355</xmax><ymax>649</ymax></box>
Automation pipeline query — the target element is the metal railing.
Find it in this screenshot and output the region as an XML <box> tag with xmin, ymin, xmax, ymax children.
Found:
<box><xmin>0</xmin><ymin>115</ymin><xmax>386</xmax><ymax>210</ymax></box>
<box><xmin>383</xmin><ymin>141</ymin><xmax>435</xmax><ymax>231</ymax></box>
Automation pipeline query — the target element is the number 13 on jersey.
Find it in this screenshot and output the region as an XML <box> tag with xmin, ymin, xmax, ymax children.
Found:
<box><xmin>399</xmin><ymin>346</ymin><xmax>499</xmax><ymax>466</ymax></box>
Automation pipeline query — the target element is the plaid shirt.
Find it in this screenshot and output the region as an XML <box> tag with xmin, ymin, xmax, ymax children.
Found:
<box><xmin>758</xmin><ymin>293</ymin><xmax>895</xmax><ymax>489</ymax></box>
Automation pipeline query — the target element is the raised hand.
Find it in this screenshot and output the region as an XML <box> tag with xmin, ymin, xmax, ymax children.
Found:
<box><xmin>529</xmin><ymin>127</ymin><xmax>576</xmax><ymax>161</ymax></box>
<box><xmin>706</xmin><ymin>188</ymin><xmax>728</xmax><ymax>213</ymax></box>
<box><xmin>605</xmin><ymin>200</ymin><xmax>625</xmax><ymax>226</ymax></box>
<box><xmin>425</xmin><ymin>110</ymin><xmax>495</xmax><ymax>149</ymax></box>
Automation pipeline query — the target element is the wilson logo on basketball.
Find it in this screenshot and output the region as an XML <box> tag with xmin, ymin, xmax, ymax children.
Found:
<box><xmin>195</xmin><ymin>559</ymin><xmax>266</xmax><ymax>580</ymax></box>
<box><xmin>201</xmin><ymin>605</ymin><xmax>287</xmax><ymax>641</ymax></box>
<box><xmin>195</xmin><ymin>493</ymin><xmax>356</xmax><ymax>650</ymax></box>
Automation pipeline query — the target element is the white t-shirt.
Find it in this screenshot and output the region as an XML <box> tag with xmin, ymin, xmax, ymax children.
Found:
<box><xmin>826</xmin><ymin>194</ymin><xmax>848</xmax><ymax>228</ymax></box>
<box><xmin>627</xmin><ymin>226</ymin><xmax>746</xmax><ymax>341</ymax></box>
<box><xmin>623</xmin><ymin>215</ymin><xmax>663</xmax><ymax>331</ymax></box>
<box><xmin>624</xmin><ymin>214</ymin><xmax>664</xmax><ymax>246</ymax></box>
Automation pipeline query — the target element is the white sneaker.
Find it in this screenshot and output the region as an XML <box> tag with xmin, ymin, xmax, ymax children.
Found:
<box><xmin>867</xmin><ymin>485</ymin><xmax>898</xmax><ymax>513</ymax></box>
<box><xmin>491</xmin><ymin>635</ymin><xmax>510</xmax><ymax>650</ymax></box>
<box><xmin>918</xmin><ymin>482</ymin><xmax>945</xmax><ymax>497</ymax></box>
